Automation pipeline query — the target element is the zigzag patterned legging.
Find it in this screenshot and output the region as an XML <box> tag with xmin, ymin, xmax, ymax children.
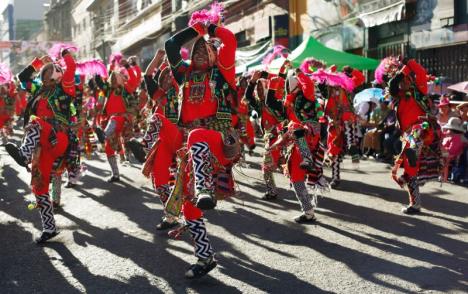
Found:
<box><xmin>36</xmin><ymin>194</ymin><xmax>56</xmax><ymax>233</ymax></box>
<box><xmin>190</xmin><ymin>142</ymin><xmax>214</xmax><ymax>194</ymax></box>
<box><xmin>186</xmin><ymin>218</ymin><xmax>214</xmax><ymax>259</ymax></box>
<box><xmin>20</xmin><ymin>124</ymin><xmax>41</xmax><ymax>161</ymax></box>
<box><xmin>331</xmin><ymin>155</ymin><xmax>343</xmax><ymax>181</ymax></box>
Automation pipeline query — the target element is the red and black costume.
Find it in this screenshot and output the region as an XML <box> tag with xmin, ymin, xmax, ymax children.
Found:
<box><xmin>137</xmin><ymin>61</ymin><xmax>181</xmax><ymax>229</ymax></box>
<box><xmin>6</xmin><ymin>52</ymin><xmax>77</xmax><ymax>242</ymax></box>
<box><xmin>388</xmin><ymin>59</ymin><xmax>440</xmax><ymax>213</ymax></box>
<box><xmin>0</xmin><ymin>81</ymin><xmax>16</xmax><ymax>145</ymax></box>
<box><xmin>244</xmin><ymin>72</ymin><xmax>283</xmax><ymax>199</ymax></box>
<box><xmin>95</xmin><ymin>62</ymin><xmax>140</xmax><ymax>181</ymax></box>
<box><xmin>163</xmin><ymin>22</ymin><xmax>238</xmax><ymax>276</ymax></box>
<box><xmin>321</xmin><ymin>68</ymin><xmax>365</xmax><ymax>187</ymax></box>
<box><xmin>232</xmin><ymin>77</ymin><xmax>256</xmax><ymax>154</ymax></box>
<box><xmin>265</xmin><ymin>68</ymin><xmax>325</xmax><ymax>222</ymax></box>
<box><xmin>50</xmin><ymin>74</ymin><xmax>86</xmax><ymax>205</ymax></box>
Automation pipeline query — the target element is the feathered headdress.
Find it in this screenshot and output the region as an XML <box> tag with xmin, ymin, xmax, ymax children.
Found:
<box><xmin>374</xmin><ymin>56</ymin><xmax>400</xmax><ymax>84</ymax></box>
<box><xmin>189</xmin><ymin>2</ymin><xmax>224</xmax><ymax>26</ymax></box>
<box><xmin>0</xmin><ymin>62</ymin><xmax>12</xmax><ymax>85</ymax></box>
<box><xmin>109</xmin><ymin>52</ymin><xmax>123</xmax><ymax>68</ymax></box>
<box><xmin>311</xmin><ymin>69</ymin><xmax>355</xmax><ymax>92</ymax></box>
<box><xmin>299</xmin><ymin>58</ymin><xmax>326</xmax><ymax>74</ymax></box>
<box><xmin>262</xmin><ymin>45</ymin><xmax>289</xmax><ymax>69</ymax></box>
<box><xmin>76</xmin><ymin>59</ymin><xmax>108</xmax><ymax>78</ymax></box>
<box><xmin>48</xmin><ymin>42</ymin><xmax>79</xmax><ymax>60</ymax></box>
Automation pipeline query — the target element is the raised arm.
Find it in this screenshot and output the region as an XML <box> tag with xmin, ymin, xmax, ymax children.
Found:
<box><xmin>266</xmin><ymin>77</ymin><xmax>286</xmax><ymax>120</ymax></box>
<box><xmin>208</xmin><ymin>24</ymin><xmax>237</xmax><ymax>88</ymax></box>
<box><xmin>403</xmin><ymin>59</ymin><xmax>428</xmax><ymax>95</ymax></box>
<box><xmin>17</xmin><ymin>57</ymin><xmax>48</xmax><ymax>94</ymax></box>
<box><xmin>61</xmin><ymin>51</ymin><xmax>76</xmax><ymax>97</ymax></box>
<box><xmin>165</xmin><ymin>26</ymin><xmax>200</xmax><ymax>66</ymax></box>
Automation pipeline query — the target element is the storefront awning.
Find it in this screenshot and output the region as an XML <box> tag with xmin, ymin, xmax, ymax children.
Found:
<box><xmin>235</xmin><ymin>40</ymin><xmax>272</xmax><ymax>74</ymax></box>
<box><xmin>358</xmin><ymin>0</ymin><xmax>406</xmax><ymax>28</ymax></box>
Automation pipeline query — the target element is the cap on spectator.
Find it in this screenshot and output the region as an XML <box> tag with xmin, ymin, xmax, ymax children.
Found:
<box><xmin>437</xmin><ymin>96</ymin><xmax>450</xmax><ymax>108</ymax></box>
<box><xmin>443</xmin><ymin>117</ymin><xmax>465</xmax><ymax>132</ymax></box>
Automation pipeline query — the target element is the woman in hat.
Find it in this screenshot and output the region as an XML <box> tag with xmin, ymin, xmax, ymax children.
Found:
<box><xmin>441</xmin><ymin>117</ymin><xmax>466</xmax><ymax>182</ymax></box>
<box><xmin>437</xmin><ymin>95</ymin><xmax>459</xmax><ymax>127</ymax></box>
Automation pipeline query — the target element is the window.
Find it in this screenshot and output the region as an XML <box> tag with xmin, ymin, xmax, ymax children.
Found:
<box><xmin>235</xmin><ymin>31</ymin><xmax>249</xmax><ymax>48</ymax></box>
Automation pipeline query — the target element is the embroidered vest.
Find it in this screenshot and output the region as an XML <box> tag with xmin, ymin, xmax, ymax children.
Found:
<box><xmin>180</xmin><ymin>66</ymin><xmax>232</xmax><ymax>123</ymax></box>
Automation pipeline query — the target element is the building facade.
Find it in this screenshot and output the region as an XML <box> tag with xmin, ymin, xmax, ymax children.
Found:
<box><xmin>45</xmin><ymin>0</ymin><xmax>73</xmax><ymax>41</ymax></box>
<box><xmin>0</xmin><ymin>0</ymin><xmax>48</xmax><ymax>70</ymax></box>
<box><xmin>71</xmin><ymin>0</ymin><xmax>94</xmax><ymax>60</ymax></box>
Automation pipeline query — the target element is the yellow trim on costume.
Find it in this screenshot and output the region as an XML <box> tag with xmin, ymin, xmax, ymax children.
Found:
<box><xmin>62</xmin><ymin>80</ymin><xmax>75</xmax><ymax>88</ymax></box>
<box><xmin>218</xmin><ymin>61</ymin><xmax>234</xmax><ymax>70</ymax></box>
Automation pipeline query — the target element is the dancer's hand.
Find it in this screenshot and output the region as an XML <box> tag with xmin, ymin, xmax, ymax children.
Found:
<box><xmin>40</xmin><ymin>55</ymin><xmax>53</xmax><ymax>64</ymax></box>
<box><xmin>251</xmin><ymin>70</ymin><xmax>262</xmax><ymax>83</ymax></box>
<box><xmin>155</xmin><ymin>49</ymin><xmax>165</xmax><ymax>60</ymax></box>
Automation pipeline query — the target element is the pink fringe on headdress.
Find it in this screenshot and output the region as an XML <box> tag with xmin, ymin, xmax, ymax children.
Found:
<box><xmin>299</xmin><ymin>58</ymin><xmax>326</xmax><ymax>74</ymax></box>
<box><xmin>0</xmin><ymin>62</ymin><xmax>12</xmax><ymax>85</ymax></box>
<box><xmin>76</xmin><ymin>59</ymin><xmax>108</xmax><ymax>78</ymax></box>
<box><xmin>262</xmin><ymin>45</ymin><xmax>289</xmax><ymax>68</ymax></box>
<box><xmin>311</xmin><ymin>69</ymin><xmax>355</xmax><ymax>92</ymax></box>
<box><xmin>374</xmin><ymin>56</ymin><xmax>400</xmax><ymax>84</ymax></box>
<box><xmin>180</xmin><ymin>47</ymin><xmax>190</xmax><ymax>60</ymax></box>
<box><xmin>48</xmin><ymin>43</ymin><xmax>78</xmax><ymax>59</ymax></box>
<box><xmin>109</xmin><ymin>52</ymin><xmax>123</xmax><ymax>67</ymax></box>
<box><xmin>189</xmin><ymin>2</ymin><xmax>224</xmax><ymax>26</ymax></box>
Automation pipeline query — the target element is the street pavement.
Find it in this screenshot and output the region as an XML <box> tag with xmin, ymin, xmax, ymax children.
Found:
<box><xmin>0</xmin><ymin>134</ymin><xmax>467</xmax><ymax>294</ymax></box>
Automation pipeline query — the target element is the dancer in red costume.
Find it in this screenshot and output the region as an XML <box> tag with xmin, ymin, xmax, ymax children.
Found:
<box><xmin>0</xmin><ymin>80</ymin><xmax>16</xmax><ymax>146</ymax></box>
<box><xmin>162</xmin><ymin>17</ymin><xmax>239</xmax><ymax>278</ymax></box>
<box><xmin>94</xmin><ymin>56</ymin><xmax>141</xmax><ymax>182</ymax></box>
<box><xmin>388</xmin><ymin>58</ymin><xmax>441</xmax><ymax>214</ymax></box>
<box><xmin>5</xmin><ymin>49</ymin><xmax>76</xmax><ymax>243</ymax></box>
<box><xmin>232</xmin><ymin>75</ymin><xmax>256</xmax><ymax>157</ymax></box>
<box><xmin>244</xmin><ymin>70</ymin><xmax>284</xmax><ymax>200</ymax></box>
<box><xmin>126</xmin><ymin>49</ymin><xmax>182</xmax><ymax>230</ymax></box>
<box><xmin>319</xmin><ymin>66</ymin><xmax>364</xmax><ymax>188</ymax></box>
<box><xmin>50</xmin><ymin>74</ymin><xmax>85</xmax><ymax>207</ymax></box>
<box><xmin>265</xmin><ymin>61</ymin><xmax>326</xmax><ymax>222</ymax></box>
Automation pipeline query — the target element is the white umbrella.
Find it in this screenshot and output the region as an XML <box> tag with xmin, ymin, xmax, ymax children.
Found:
<box><xmin>447</xmin><ymin>81</ymin><xmax>468</xmax><ymax>94</ymax></box>
<box><xmin>353</xmin><ymin>88</ymin><xmax>384</xmax><ymax>108</ymax></box>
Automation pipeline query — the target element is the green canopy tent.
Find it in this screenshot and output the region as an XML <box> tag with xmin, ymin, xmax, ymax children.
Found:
<box><xmin>258</xmin><ymin>36</ymin><xmax>379</xmax><ymax>72</ymax></box>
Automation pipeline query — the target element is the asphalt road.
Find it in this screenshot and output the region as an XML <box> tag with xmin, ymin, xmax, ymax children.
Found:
<box><xmin>1</xmin><ymin>134</ymin><xmax>467</xmax><ymax>294</ymax></box>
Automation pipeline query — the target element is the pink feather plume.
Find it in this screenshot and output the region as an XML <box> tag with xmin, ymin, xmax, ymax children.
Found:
<box><xmin>76</xmin><ymin>59</ymin><xmax>108</xmax><ymax>78</ymax></box>
<box><xmin>311</xmin><ymin>69</ymin><xmax>355</xmax><ymax>92</ymax></box>
<box><xmin>299</xmin><ymin>58</ymin><xmax>326</xmax><ymax>74</ymax></box>
<box><xmin>180</xmin><ymin>47</ymin><xmax>190</xmax><ymax>60</ymax></box>
<box><xmin>48</xmin><ymin>42</ymin><xmax>78</xmax><ymax>60</ymax></box>
<box><xmin>374</xmin><ymin>56</ymin><xmax>400</xmax><ymax>84</ymax></box>
<box><xmin>0</xmin><ymin>62</ymin><xmax>12</xmax><ymax>85</ymax></box>
<box><xmin>262</xmin><ymin>45</ymin><xmax>289</xmax><ymax>68</ymax></box>
<box><xmin>189</xmin><ymin>2</ymin><xmax>224</xmax><ymax>26</ymax></box>
<box><xmin>109</xmin><ymin>52</ymin><xmax>123</xmax><ymax>67</ymax></box>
